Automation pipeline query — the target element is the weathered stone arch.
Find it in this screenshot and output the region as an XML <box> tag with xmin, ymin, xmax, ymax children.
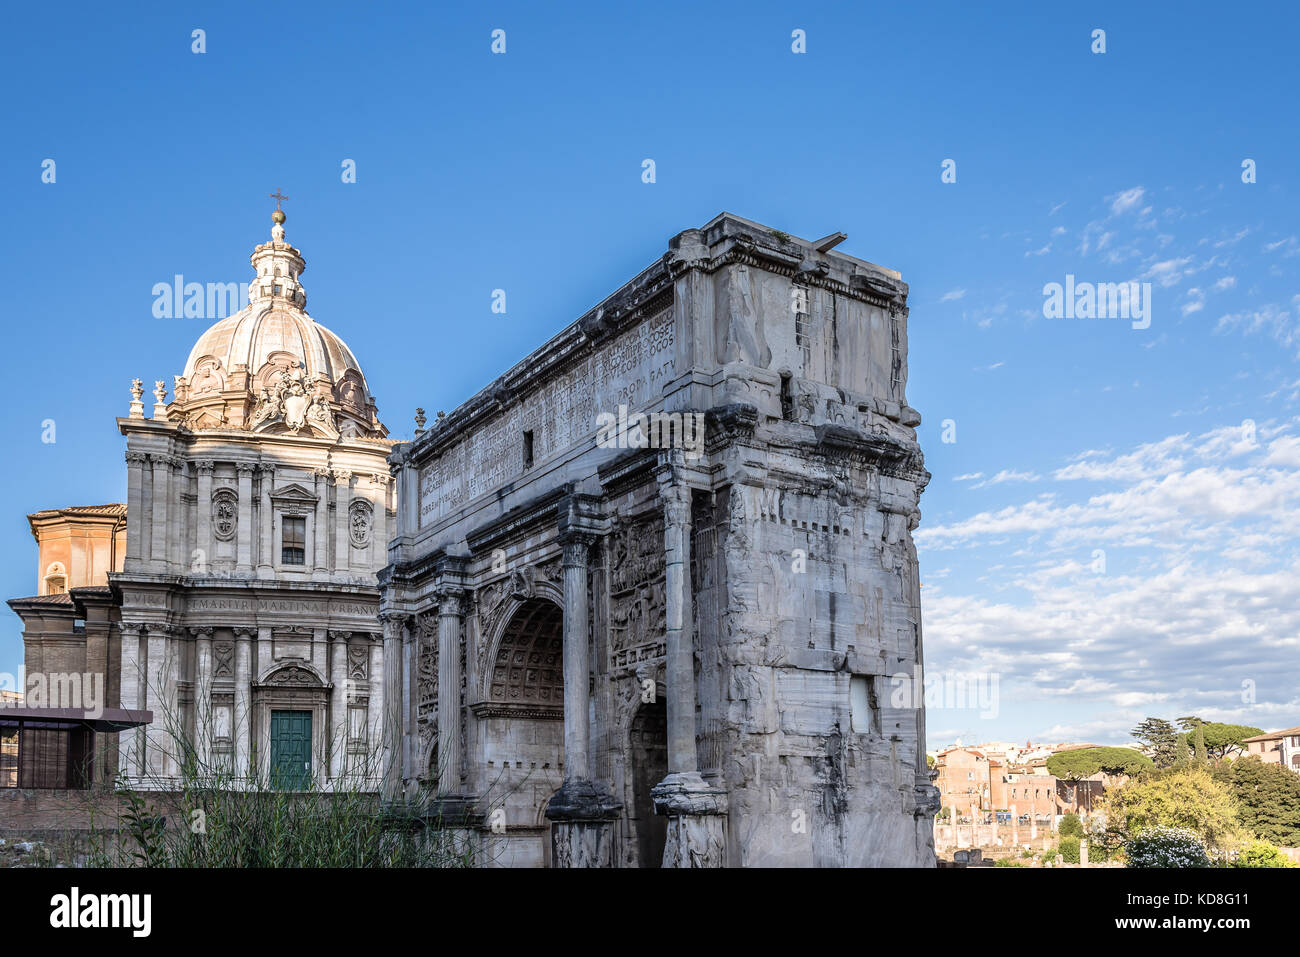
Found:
<box><xmin>478</xmin><ymin>580</ymin><xmax>564</xmax><ymax>701</ymax></box>
<box><xmin>484</xmin><ymin>596</ymin><xmax>564</xmax><ymax>707</ymax></box>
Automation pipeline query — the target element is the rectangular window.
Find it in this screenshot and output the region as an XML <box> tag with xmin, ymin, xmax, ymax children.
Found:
<box><xmin>282</xmin><ymin>516</ymin><xmax>306</xmax><ymax>565</ymax></box>
<box><xmin>522</xmin><ymin>430</ymin><xmax>535</xmax><ymax>470</ymax></box>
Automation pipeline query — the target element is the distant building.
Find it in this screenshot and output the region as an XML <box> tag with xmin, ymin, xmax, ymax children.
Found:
<box><xmin>5</xmin><ymin>505</ymin><xmax>136</xmax><ymax>788</ymax></box>
<box><xmin>1241</xmin><ymin>727</ymin><xmax>1300</xmax><ymax>772</ymax></box>
<box><xmin>0</xmin><ymin>691</ymin><xmax>21</xmax><ymax>787</ymax></box>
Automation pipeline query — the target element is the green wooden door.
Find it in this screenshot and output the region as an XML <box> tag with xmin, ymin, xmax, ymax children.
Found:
<box><xmin>270</xmin><ymin>710</ymin><xmax>312</xmax><ymax>790</ymax></box>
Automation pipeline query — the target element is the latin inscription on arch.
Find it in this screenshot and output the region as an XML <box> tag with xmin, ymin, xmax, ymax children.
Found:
<box><xmin>419</xmin><ymin>308</ymin><xmax>674</xmax><ymax>525</ymax></box>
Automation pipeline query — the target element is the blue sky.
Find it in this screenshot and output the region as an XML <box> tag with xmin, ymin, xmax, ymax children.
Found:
<box><xmin>1</xmin><ymin>1</ymin><xmax>1297</xmax><ymax>748</ymax></box>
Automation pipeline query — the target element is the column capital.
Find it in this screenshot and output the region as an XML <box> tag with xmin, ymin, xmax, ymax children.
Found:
<box><xmin>433</xmin><ymin>584</ymin><xmax>465</xmax><ymax>617</ymax></box>
<box><xmin>659</xmin><ymin>481</ymin><xmax>692</xmax><ymax>525</ymax></box>
<box><xmin>235</xmin><ymin>461</ymin><xmax>257</xmax><ymax>475</ymax></box>
<box><xmin>195</xmin><ymin>459</ymin><xmax>216</xmax><ymax>474</ymax></box>
<box><xmin>329</xmin><ymin>629</ymin><xmax>352</xmax><ymax>643</ymax></box>
<box><xmin>232</xmin><ymin>626</ymin><xmax>256</xmax><ymax>640</ymax></box>
<box><xmin>118</xmin><ymin>621</ymin><xmax>146</xmax><ymax>637</ymax></box>
<box><xmin>560</xmin><ymin>533</ymin><xmax>596</xmax><ymax>567</ymax></box>
<box><xmin>188</xmin><ymin>625</ymin><xmax>215</xmax><ymax>638</ymax></box>
<box><xmin>125</xmin><ymin>450</ymin><xmax>149</xmax><ymax>466</ymax></box>
<box><xmin>333</xmin><ymin>469</ymin><xmax>353</xmax><ymax>483</ymax></box>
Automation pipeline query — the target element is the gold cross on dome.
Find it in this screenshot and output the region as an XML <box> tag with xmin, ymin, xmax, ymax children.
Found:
<box><xmin>269</xmin><ymin>188</ymin><xmax>289</xmax><ymax>210</ymax></box>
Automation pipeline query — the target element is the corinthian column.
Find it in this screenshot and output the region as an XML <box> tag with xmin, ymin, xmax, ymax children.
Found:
<box><xmin>545</xmin><ymin>506</ymin><xmax>620</xmax><ymax>868</ymax></box>
<box><xmin>650</xmin><ymin>470</ymin><xmax>727</xmax><ymax>867</ymax></box>
<box><xmin>235</xmin><ymin>463</ymin><xmax>255</xmax><ymax>572</ymax></box>
<box><xmin>435</xmin><ymin>588</ymin><xmax>463</xmax><ymax>794</ymax></box>
<box><xmin>379</xmin><ymin>613</ymin><xmax>405</xmax><ymax>800</ymax></box>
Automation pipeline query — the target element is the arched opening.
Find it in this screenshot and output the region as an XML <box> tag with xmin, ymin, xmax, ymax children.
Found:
<box><xmin>482</xmin><ymin>597</ymin><xmax>565</xmax><ymax>867</ymax></box>
<box><xmin>490</xmin><ymin>599</ymin><xmax>563</xmax><ymax>706</ymax></box>
<box><xmin>43</xmin><ymin>562</ymin><xmax>67</xmax><ymax>596</ymax></box>
<box><xmin>629</xmin><ymin>697</ymin><xmax>668</xmax><ymax>867</ymax></box>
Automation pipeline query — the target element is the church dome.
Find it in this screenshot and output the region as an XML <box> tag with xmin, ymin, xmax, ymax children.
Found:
<box><xmin>167</xmin><ymin>208</ymin><xmax>387</xmax><ymax>440</ymax></box>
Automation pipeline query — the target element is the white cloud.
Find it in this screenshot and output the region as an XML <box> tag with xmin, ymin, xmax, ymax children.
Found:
<box><xmin>1109</xmin><ymin>186</ymin><xmax>1146</xmax><ymax>216</ymax></box>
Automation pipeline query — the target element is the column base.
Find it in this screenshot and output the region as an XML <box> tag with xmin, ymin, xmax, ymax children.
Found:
<box><xmin>652</xmin><ymin>771</ymin><xmax>729</xmax><ymax>868</ymax></box>
<box><xmin>545</xmin><ymin>779</ymin><xmax>621</xmax><ymax>868</ymax></box>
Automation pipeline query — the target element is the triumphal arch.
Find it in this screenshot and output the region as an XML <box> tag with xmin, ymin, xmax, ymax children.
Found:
<box><xmin>380</xmin><ymin>213</ymin><xmax>940</xmax><ymax>867</ymax></box>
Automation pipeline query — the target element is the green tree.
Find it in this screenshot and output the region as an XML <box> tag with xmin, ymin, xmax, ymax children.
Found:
<box><xmin>1058</xmin><ymin>812</ymin><xmax>1084</xmax><ymax>838</ymax></box>
<box><xmin>1099</xmin><ymin>766</ymin><xmax>1245</xmax><ymax>855</ymax></box>
<box><xmin>1213</xmin><ymin>756</ymin><xmax>1300</xmax><ymax>846</ymax></box>
<box><xmin>1199</xmin><ymin>723</ymin><xmax>1265</xmax><ymax>760</ymax></box>
<box><xmin>1047</xmin><ymin>747</ymin><xmax>1154</xmax><ymax>781</ymax></box>
<box><xmin>1131</xmin><ymin>718</ymin><xmax>1179</xmax><ymax>769</ymax></box>
<box><xmin>1193</xmin><ymin>724</ymin><xmax>1208</xmax><ymax>764</ymax></box>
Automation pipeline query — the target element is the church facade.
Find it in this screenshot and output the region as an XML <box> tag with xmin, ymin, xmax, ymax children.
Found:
<box><xmin>381</xmin><ymin>213</ymin><xmax>940</xmax><ymax>867</ymax></box>
<box><xmin>111</xmin><ymin>210</ymin><xmax>396</xmax><ymax>790</ymax></box>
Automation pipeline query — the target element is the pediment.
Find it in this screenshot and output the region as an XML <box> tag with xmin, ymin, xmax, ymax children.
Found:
<box><xmin>270</xmin><ymin>482</ymin><xmax>319</xmax><ymax>504</ymax></box>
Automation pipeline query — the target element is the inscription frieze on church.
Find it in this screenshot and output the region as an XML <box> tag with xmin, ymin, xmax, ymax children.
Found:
<box><xmin>418</xmin><ymin>308</ymin><xmax>674</xmax><ymax>525</ymax></box>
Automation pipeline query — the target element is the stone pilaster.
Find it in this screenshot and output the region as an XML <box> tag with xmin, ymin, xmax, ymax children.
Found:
<box><xmin>118</xmin><ymin>622</ymin><xmax>144</xmax><ymax>780</ymax></box>
<box><xmin>168</xmin><ymin>457</ymin><xmax>183</xmax><ymax>568</ymax></box>
<box><xmin>124</xmin><ymin>452</ymin><xmax>147</xmax><ymax>565</ymax></box>
<box><xmin>334</xmin><ymin>470</ymin><xmax>352</xmax><ymax>576</ymax></box>
<box><xmin>330</xmin><ymin>630</ymin><xmax>349</xmax><ymax>783</ymax></box>
<box><xmin>150</xmin><ymin>454</ymin><xmax>170</xmax><ymax>566</ymax></box>
<box><xmin>312</xmin><ymin>468</ymin><xmax>329</xmax><ymax>579</ymax></box>
<box><xmin>545</xmin><ymin>518</ymin><xmax>620</xmax><ymax>867</ymax></box>
<box><xmin>371</xmin><ymin>474</ymin><xmax>389</xmax><ymax>566</ymax></box>
<box><xmin>233</xmin><ymin>626</ymin><xmax>254</xmax><ymax>781</ymax></box>
<box><xmin>650</xmin><ymin>475</ymin><xmax>728</xmax><ymax>867</ymax></box>
<box><xmin>435</xmin><ymin>587</ymin><xmax>463</xmax><ymax>794</ymax></box>
<box><xmin>195</xmin><ymin>460</ymin><xmax>214</xmax><ymax>572</ymax></box>
<box><xmin>258</xmin><ymin>464</ymin><xmax>275</xmax><ymax>577</ymax></box>
<box><xmin>144</xmin><ymin>624</ymin><xmax>171</xmax><ymax>779</ymax></box>
<box><xmin>192</xmin><ymin>626</ymin><xmax>214</xmax><ymax>769</ymax></box>
<box><xmin>236</xmin><ymin>463</ymin><xmax>255</xmax><ymax>572</ymax></box>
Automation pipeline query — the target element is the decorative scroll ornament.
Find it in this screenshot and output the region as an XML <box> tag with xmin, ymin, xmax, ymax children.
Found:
<box><xmin>349</xmin><ymin>499</ymin><xmax>373</xmax><ymax>547</ymax></box>
<box><xmin>248</xmin><ymin>366</ymin><xmax>340</xmax><ymax>438</ymax></box>
<box><xmin>212</xmin><ymin>488</ymin><xmax>238</xmax><ymax>541</ymax></box>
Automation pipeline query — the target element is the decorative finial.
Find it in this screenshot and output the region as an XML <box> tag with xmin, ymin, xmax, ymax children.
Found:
<box><xmin>414</xmin><ymin>408</ymin><xmax>427</xmax><ymax>432</ymax></box>
<box><xmin>152</xmin><ymin>380</ymin><xmax>169</xmax><ymax>420</ymax></box>
<box><xmin>269</xmin><ymin>188</ymin><xmax>289</xmax><ymax>224</ymax></box>
<box><xmin>129</xmin><ymin>378</ymin><xmax>145</xmax><ymax>419</ymax></box>
<box><xmin>436</xmin><ymin>410</ymin><xmax>447</xmax><ymax>426</ymax></box>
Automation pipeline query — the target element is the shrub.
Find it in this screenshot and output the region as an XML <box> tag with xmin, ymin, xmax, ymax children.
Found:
<box><xmin>994</xmin><ymin>857</ymin><xmax>1026</xmax><ymax>867</ymax></box>
<box><xmin>1124</xmin><ymin>826</ymin><xmax>1210</xmax><ymax>868</ymax></box>
<box><xmin>1059</xmin><ymin>835</ymin><xmax>1081</xmax><ymax>863</ymax></box>
<box><xmin>1230</xmin><ymin>841</ymin><xmax>1296</xmax><ymax>868</ymax></box>
<box><xmin>1058</xmin><ymin>813</ymin><xmax>1083</xmax><ymax>838</ymax></box>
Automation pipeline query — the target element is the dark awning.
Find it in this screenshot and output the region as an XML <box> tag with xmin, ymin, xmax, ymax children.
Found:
<box><xmin>0</xmin><ymin>707</ymin><xmax>152</xmax><ymax>732</ymax></box>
